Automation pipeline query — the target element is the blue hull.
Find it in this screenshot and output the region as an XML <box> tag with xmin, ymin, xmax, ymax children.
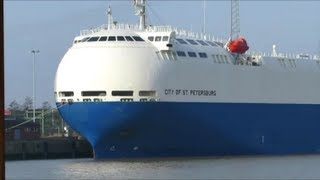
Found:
<box><xmin>57</xmin><ymin>102</ymin><xmax>320</xmax><ymax>158</ymax></box>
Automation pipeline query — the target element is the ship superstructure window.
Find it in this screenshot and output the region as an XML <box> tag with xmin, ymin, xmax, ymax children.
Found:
<box><xmin>125</xmin><ymin>36</ymin><xmax>134</xmax><ymax>41</ymax></box>
<box><xmin>94</xmin><ymin>98</ymin><xmax>103</xmax><ymax>102</ymax></box>
<box><xmin>155</xmin><ymin>36</ymin><xmax>161</xmax><ymax>42</ymax></box>
<box><xmin>224</xmin><ymin>55</ymin><xmax>230</xmax><ymax>64</ymax></box>
<box><xmin>81</xmin><ymin>91</ymin><xmax>106</xmax><ymax>96</ymax></box>
<box><xmin>216</xmin><ymin>55</ymin><xmax>221</xmax><ymax>63</ymax></box>
<box><xmin>99</xmin><ymin>36</ymin><xmax>108</xmax><ymax>41</ymax></box>
<box><xmin>59</xmin><ymin>91</ymin><xmax>74</xmax><ymax>97</ymax></box>
<box><xmin>88</xmin><ymin>37</ymin><xmax>100</xmax><ymax>42</ymax></box>
<box><xmin>132</xmin><ymin>36</ymin><xmax>144</xmax><ymax>41</ymax></box>
<box><xmin>162</xmin><ymin>36</ymin><xmax>169</xmax><ymax>41</ymax></box>
<box><xmin>177</xmin><ymin>51</ymin><xmax>186</xmax><ymax>57</ymax></box>
<box><xmin>197</xmin><ymin>40</ymin><xmax>209</xmax><ymax>46</ymax></box>
<box><xmin>120</xmin><ymin>98</ymin><xmax>133</xmax><ymax>102</ymax></box>
<box><xmin>220</xmin><ymin>55</ymin><xmax>225</xmax><ymax>63</ymax></box>
<box><xmin>316</xmin><ymin>61</ymin><xmax>320</xmax><ymax>68</ymax></box>
<box><xmin>199</xmin><ymin>52</ymin><xmax>208</xmax><ymax>58</ymax></box>
<box><xmin>81</xmin><ymin>37</ymin><xmax>90</xmax><ymax>42</ymax></box>
<box><xmin>188</xmin><ymin>52</ymin><xmax>197</xmax><ymax>57</ymax></box>
<box><xmin>139</xmin><ymin>91</ymin><xmax>156</xmax><ymax>96</ymax></box>
<box><xmin>186</xmin><ymin>39</ymin><xmax>198</xmax><ymax>45</ymax></box>
<box><xmin>176</xmin><ymin>39</ymin><xmax>188</xmax><ymax>44</ymax></box>
<box><xmin>83</xmin><ymin>99</ymin><xmax>91</xmax><ymax>102</ymax></box>
<box><xmin>117</xmin><ymin>36</ymin><xmax>125</xmax><ymax>41</ymax></box>
<box><xmin>148</xmin><ymin>36</ymin><xmax>154</xmax><ymax>41</ymax></box>
<box><xmin>108</xmin><ymin>36</ymin><xmax>116</xmax><ymax>41</ymax></box>
<box><xmin>112</xmin><ymin>91</ymin><xmax>134</xmax><ymax>96</ymax></box>
<box><xmin>288</xmin><ymin>59</ymin><xmax>297</xmax><ymax>68</ymax></box>
<box><xmin>206</xmin><ymin>41</ymin><xmax>217</xmax><ymax>46</ymax></box>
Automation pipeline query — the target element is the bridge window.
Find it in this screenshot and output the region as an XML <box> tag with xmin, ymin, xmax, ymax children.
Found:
<box><xmin>108</xmin><ymin>36</ymin><xmax>116</xmax><ymax>41</ymax></box>
<box><xmin>81</xmin><ymin>91</ymin><xmax>106</xmax><ymax>96</ymax></box>
<box><xmin>206</xmin><ymin>41</ymin><xmax>217</xmax><ymax>46</ymax></box>
<box><xmin>125</xmin><ymin>36</ymin><xmax>134</xmax><ymax>41</ymax></box>
<box><xmin>139</xmin><ymin>91</ymin><xmax>156</xmax><ymax>96</ymax></box>
<box><xmin>148</xmin><ymin>36</ymin><xmax>154</xmax><ymax>41</ymax></box>
<box><xmin>99</xmin><ymin>36</ymin><xmax>108</xmax><ymax>41</ymax></box>
<box><xmin>155</xmin><ymin>36</ymin><xmax>161</xmax><ymax>42</ymax></box>
<box><xmin>112</xmin><ymin>91</ymin><xmax>134</xmax><ymax>96</ymax></box>
<box><xmin>59</xmin><ymin>91</ymin><xmax>74</xmax><ymax>97</ymax></box>
<box><xmin>186</xmin><ymin>39</ymin><xmax>198</xmax><ymax>45</ymax></box>
<box><xmin>177</xmin><ymin>51</ymin><xmax>186</xmax><ymax>57</ymax></box>
<box><xmin>199</xmin><ymin>52</ymin><xmax>207</xmax><ymax>58</ymax></box>
<box><xmin>176</xmin><ymin>39</ymin><xmax>188</xmax><ymax>44</ymax></box>
<box><xmin>197</xmin><ymin>40</ymin><xmax>209</xmax><ymax>46</ymax></box>
<box><xmin>162</xmin><ymin>36</ymin><xmax>169</xmax><ymax>41</ymax></box>
<box><xmin>117</xmin><ymin>36</ymin><xmax>125</xmax><ymax>41</ymax></box>
<box><xmin>132</xmin><ymin>36</ymin><xmax>144</xmax><ymax>41</ymax></box>
<box><xmin>81</xmin><ymin>37</ymin><xmax>90</xmax><ymax>42</ymax></box>
<box><xmin>87</xmin><ymin>37</ymin><xmax>100</xmax><ymax>42</ymax></box>
<box><xmin>188</xmin><ymin>52</ymin><xmax>197</xmax><ymax>57</ymax></box>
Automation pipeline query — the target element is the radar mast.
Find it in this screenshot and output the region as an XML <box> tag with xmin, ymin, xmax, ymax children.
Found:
<box><xmin>133</xmin><ymin>0</ymin><xmax>146</xmax><ymax>30</ymax></box>
<box><xmin>231</xmin><ymin>0</ymin><xmax>240</xmax><ymax>40</ymax></box>
<box><xmin>107</xmin><ymin>6</ymin><xmax>113</xmax><ymax>30</ymax></box>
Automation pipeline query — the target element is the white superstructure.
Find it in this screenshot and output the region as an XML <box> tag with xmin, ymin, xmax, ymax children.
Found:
<box><xmin>54</xmin><ymin>3</ymin><xmax>320</xmax><ymax>107</ymax></box>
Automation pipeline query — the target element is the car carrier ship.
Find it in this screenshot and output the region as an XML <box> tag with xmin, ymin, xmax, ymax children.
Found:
<box><xmin>54</xmin><ymin>0</ymin><xmax>320</xmax><ymax>158</ymax></box>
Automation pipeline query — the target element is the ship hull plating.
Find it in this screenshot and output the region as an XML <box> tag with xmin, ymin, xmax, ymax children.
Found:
<box><xmin>58</xmin><ymin>102</ymin><xmax>320</xmax><ymax>158</ymax></box>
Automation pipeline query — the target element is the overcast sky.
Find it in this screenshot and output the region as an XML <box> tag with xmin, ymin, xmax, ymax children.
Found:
<box><xmin>4</xmin><ymin>0</ymin><xmax>320</xmax><ymax>107</ymax></box>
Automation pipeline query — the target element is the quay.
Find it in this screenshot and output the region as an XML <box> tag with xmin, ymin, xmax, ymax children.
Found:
<box><xmin>5</xmin><ymin>137</ymin><xmax>93</xmax><ymax>160</ymax></box>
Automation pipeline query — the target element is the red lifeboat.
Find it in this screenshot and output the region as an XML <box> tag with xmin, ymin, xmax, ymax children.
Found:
<box><xmin>228</xmin><ymin>37</ymin><xmax>249</xmax><ymax>54</ymax></box>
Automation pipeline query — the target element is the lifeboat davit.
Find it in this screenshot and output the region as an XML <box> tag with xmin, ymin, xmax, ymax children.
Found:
<box><xmin>228</xmin><ymin>37</ymin><xmax>249</xmax><ymax>54</ymax></box>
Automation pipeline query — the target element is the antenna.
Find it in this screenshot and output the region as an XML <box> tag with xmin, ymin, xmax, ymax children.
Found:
<box><xmin>231</xmin><ymin>0</ymin><xmax>240</xmax><ymax>40</ymax></box>
<box><xmin>203</xmin><ymin>0</ymin><xmax>206</xmax><ymax>34</ymax></box>
<box><xmin>107</xmin><ymin>6</ymin><xmax>113</xmax><ymax>30</ymax></box>
<box><xmin>133</xmin><ymin>0</ymin><xmax>146</xmax><ymax>30</ymax></box>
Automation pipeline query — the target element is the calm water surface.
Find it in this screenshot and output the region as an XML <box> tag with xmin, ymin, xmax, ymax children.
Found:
<box><xmin>6</xmin><ymin>155</ymin><xmax>320</xmax><ymax>179</ymax></box>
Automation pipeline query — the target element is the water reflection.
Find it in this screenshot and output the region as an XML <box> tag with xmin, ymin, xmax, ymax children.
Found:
<box><xmin>6</xmin><ymin>155</ymin><xmax>320</xmax><ymax>179</ymax></box>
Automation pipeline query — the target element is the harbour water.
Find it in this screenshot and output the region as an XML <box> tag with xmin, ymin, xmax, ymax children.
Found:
<box><xmin>5</xmin><ymin>155</ymin><xmax>320</xmax><ymax>179</ymax></box>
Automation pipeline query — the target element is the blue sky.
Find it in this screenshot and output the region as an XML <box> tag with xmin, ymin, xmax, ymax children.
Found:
<box><xmin>4</xmin><ymin>0</ymin><xmax>320</xmax><ymax>107</ymax></box>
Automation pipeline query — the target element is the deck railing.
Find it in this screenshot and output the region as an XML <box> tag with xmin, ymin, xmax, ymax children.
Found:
<box><xmin>79</xmin><ymin>23</ymin><xmax>227</xmax><ymax>43</ymax></box>
<box><xmin>79</xmin><ymin>23</ymin><xmax>319</xmax><ymax>60</ymax></box>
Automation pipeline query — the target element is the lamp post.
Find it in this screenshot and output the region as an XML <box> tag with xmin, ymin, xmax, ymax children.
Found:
<box><xmin>30</xmin><ymin>50</ymin><xmax>40</xmax><ymax>123</ymax></box>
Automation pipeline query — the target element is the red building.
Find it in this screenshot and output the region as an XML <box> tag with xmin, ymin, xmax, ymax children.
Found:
<box><xmin>5</xmin><ymin>119</ymin><xmax>40</xmax><ymax>141</ymax></box>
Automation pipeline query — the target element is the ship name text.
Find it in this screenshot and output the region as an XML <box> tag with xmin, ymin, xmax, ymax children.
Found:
<box><xmin>164</xmin><ymin>89</ymin><xmax>216</xmax><ymax>96</ymax></box>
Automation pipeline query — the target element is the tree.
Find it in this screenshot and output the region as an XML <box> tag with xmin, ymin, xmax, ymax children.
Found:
<box><xmin>42</xmin><ymin>101</ymin><xmax>52</xmax><ymax>110</ymax></box>
<box><xmin>22</xmin><ymin>96</ymin><xmax>33</xmax><ymax>111</ymax></box>
<box><xmin>8</xmin><ymin>100</ymin><xmax>21</xmax><ymax>111</ymax></box>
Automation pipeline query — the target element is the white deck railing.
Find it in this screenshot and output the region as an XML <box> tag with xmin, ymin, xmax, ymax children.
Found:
<box><xmin>247</xmin><ymin>51</ymin><xmax>320</xmax><ymax>60</ymax></box>
<box><xmin>79</xmin><ymin>23</ymin><xmax>227</xmax><ymax>43</ymax></box>
<box><xmin>79</xmin><ymin>23</ymin><xmax>319</xmax><ymax>61</ymax></box>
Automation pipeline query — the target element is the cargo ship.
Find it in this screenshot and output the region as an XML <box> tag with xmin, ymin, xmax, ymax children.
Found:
<box><xmin>54</xmin><ymin>0</ymin><xmax>320</xmax><ymax>158</ymax></box>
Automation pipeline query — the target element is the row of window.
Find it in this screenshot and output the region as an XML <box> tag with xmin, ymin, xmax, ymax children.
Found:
<box><xmin>61</xmin><ymin>98</ymin><xmax>158</xmax><ymax>103</ymax></box>
<box><xmin>176</xmin><ymin>51</ymin><xmax>208</xmax><ymax>58</ymax></box>
<box><xmin>74</xmin><ymin>36</ymin><xmax>145</xmax><ymax>44</ymax></box>
<box><xmin>278</xmin><ymin>58</ymin><xmax>297</xmax><ymax>69</ymax></box>
<box><xmin>148</xmin><ymin>36</ymin><xmax>169</xmax><ymax>42</ymax></box>
<box><xmin>157</xmin><ymin>50</ymin><xmax>231</xmax><ymax>64</ymax></box>
<box><xmin>176</xmin><ymin>39</ymin><xmax>217</xmax><ymax>47</ymax></box>
<box><xmin>57</xmin><ymin>90</ymin><xmax>156</xmax><ymax>97</ymax></box>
